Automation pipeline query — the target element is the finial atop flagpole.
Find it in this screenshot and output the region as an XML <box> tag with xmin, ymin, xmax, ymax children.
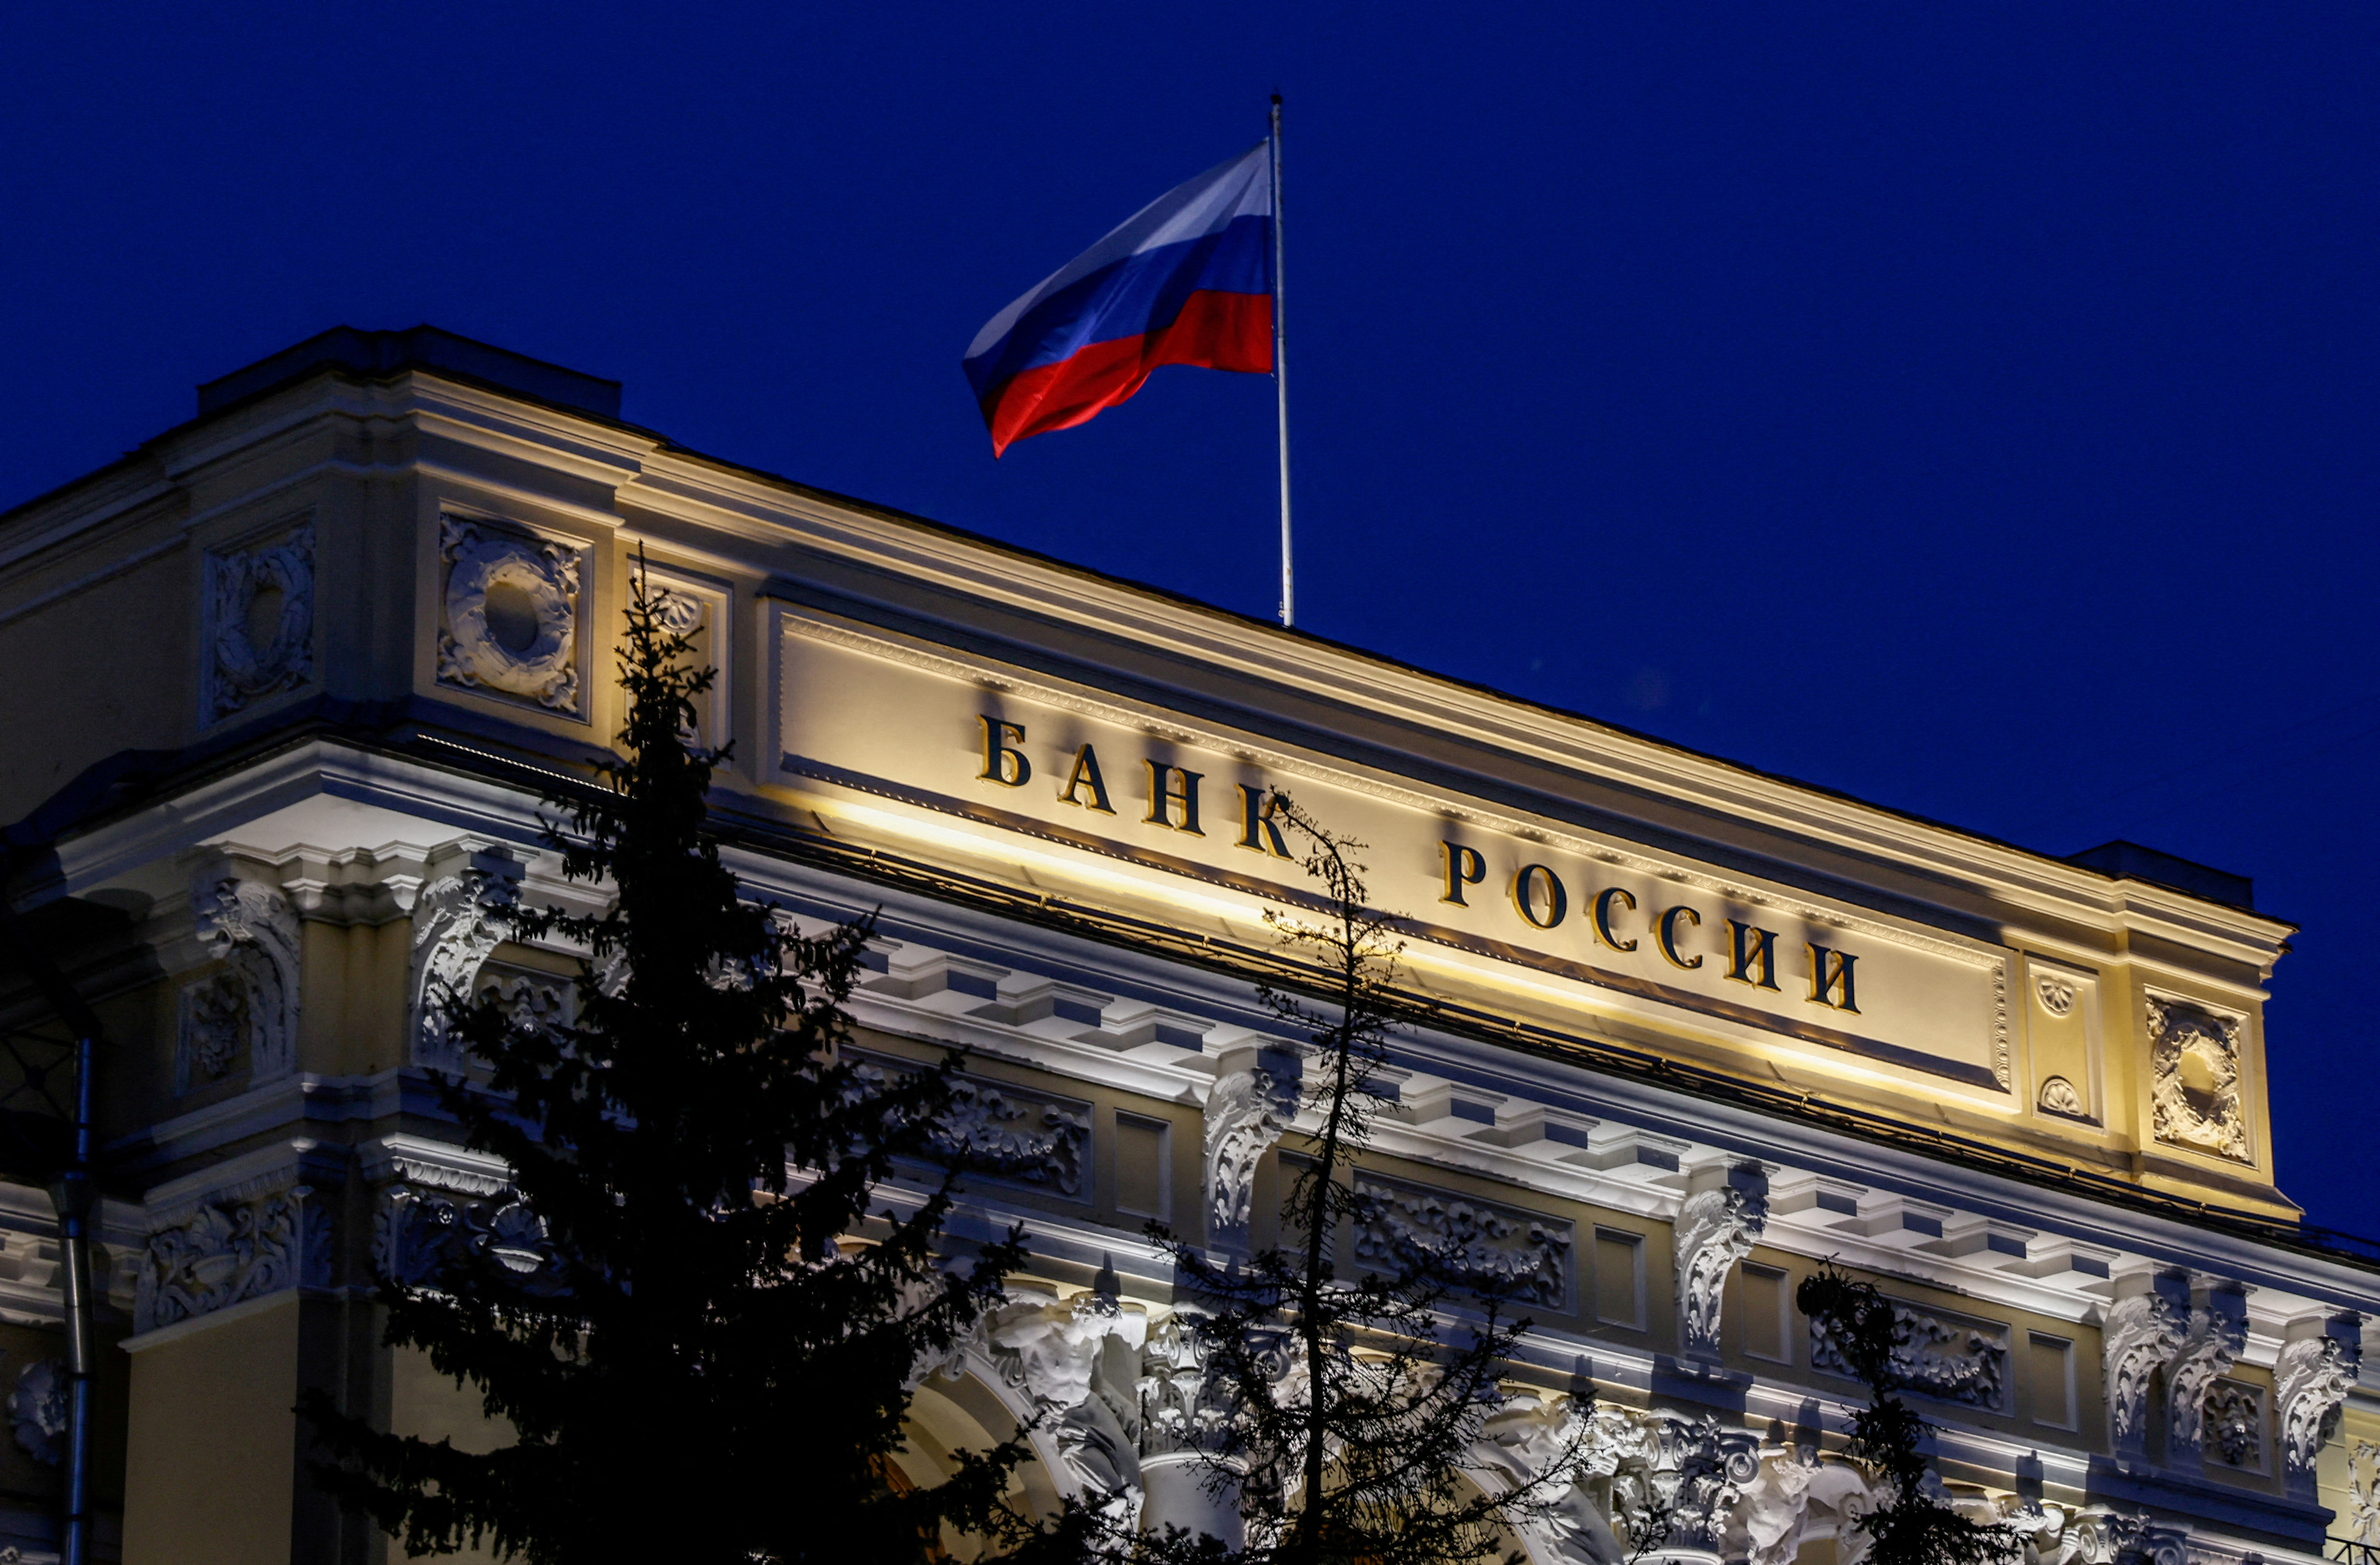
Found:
<box><xmin>1270</xmin><ymin>94</ymin><xmax>1293</xmax><ymax>628</ymax></box>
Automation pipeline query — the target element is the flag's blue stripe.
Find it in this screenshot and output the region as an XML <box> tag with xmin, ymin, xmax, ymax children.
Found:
<box><xmin>964</xmin><ymin>214</ymin><xmax>1271</xmax><ymax>402</ymax></box>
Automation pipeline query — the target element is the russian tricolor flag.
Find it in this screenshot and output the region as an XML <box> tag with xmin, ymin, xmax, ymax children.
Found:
<box><xmin>964</xmin><ymin>143</ymin><xmax>1275</xmax><ymax>456</ymax></box>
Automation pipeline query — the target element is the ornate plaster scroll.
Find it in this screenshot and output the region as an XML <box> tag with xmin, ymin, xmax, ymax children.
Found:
<box><xmin>1811</xmin><ymin>1300</ymin><xmax>2009</xmax><ymax>1412</ymax></box>
<box><xmin>184</xmin><ymin>874</ymin><xmax>302</xmax><ymax>1087</ymax></box>
<box><xmin>407</xmin><ymin>851</ymin><xmax>522</xmax><ymax>1072</ymax></box>
<box><xmin>1203</xmin><ymin>1062</ymin><xmax>1298</xmax><ymax>1253</ymax></box>
<box><xmin>2145</xmin><ymin>996</ymin><xmax>2250</xmax><ymax>1162</ymax></box>
<box><xmin>1352</xmin><ymin>1174</ymin><xmax>1573</xmax><ymax>1308</ymax></box>
<box><xmin>436</xmin><ymin>515</ymin><xmax>585</xmax><ymax>714</ymax></box>
<box><xmin>137</xmin><ymin>1178</ymin><xmax>334</xmax><ymax>1332</ymax></box>
<box><xmin>204</xmin><ymin>521</ymin><xmax>314</xmax><ymax>722</ymax></box>
<box><xmin>989</xmin><ymin>1289</ymin><xmax>1149</xmax><ymax>1528</ymax></box>
<box><xmin>2275</xmin><ymin>1318</ymin><xmax>2364</xmax><ymax>1498</ymax></box>
<box><xmin>2164</xmin><ymin>1282</ymin><xmax>2248</xmax><ymax>1470</ymax></box>
<box><xmin>2103</xmin><ymin>1286</ymin><xmax>2188</xmax><ymax>1460</ymax></box>
<box><xmin>1675</xmin><ymin>1162</ymin><xmax>1768</xmax><ymax>1362</ymax></box>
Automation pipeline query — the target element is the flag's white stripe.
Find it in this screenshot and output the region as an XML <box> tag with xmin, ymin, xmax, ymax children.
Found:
<box><xmin>966</xmin><ymin>142</ymin><xmax>1270</xmax><ymax>362</ymax></box>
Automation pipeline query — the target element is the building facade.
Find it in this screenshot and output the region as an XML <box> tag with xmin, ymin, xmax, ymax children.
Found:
<box><xmin>0</xmin><ymin>328</ymin><xmax>2373</xmax><ymax>1563</ymax></box>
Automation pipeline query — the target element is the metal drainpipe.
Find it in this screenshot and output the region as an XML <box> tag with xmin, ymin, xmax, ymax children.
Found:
<box><xmin>0</xmin><ymin>877</ymin><xmax>102</xmax><ymax>1565</ymax></box>
<box><xmin>45</xmin><ymin>1034</ymin><xmax>93</xmax><ymax>1565</ymax></box>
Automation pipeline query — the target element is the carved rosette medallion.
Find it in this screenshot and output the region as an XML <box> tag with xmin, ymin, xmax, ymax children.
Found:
<box><xmin>2038</xmin><ymin>1076</ymin><xmax>2087</xmax><ymax>1118</ymax></box>
<box><xmin>2145</xmin><ymin>996</ymin><xmax>2250</xmax><ymax>1162</ymax></box>
<box><xmin>203</xmin><ymin>521</ymin><xmax>314</xmax><ymax>722</ymax></box>
<box><xmin>436</xmin><ymin>514</ymin><xmax>585</xmax><ymax>714</ymax></box>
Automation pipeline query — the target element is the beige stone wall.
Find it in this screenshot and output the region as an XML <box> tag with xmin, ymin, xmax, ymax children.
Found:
<box><xmin>122</xmin><ymin>1296</ymin><xmax>298</xmax><ymax>1565</ymax></box>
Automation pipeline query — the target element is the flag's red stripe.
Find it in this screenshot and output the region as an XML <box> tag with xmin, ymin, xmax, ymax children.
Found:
<box><xmin>981</xmin><ymin>290</ymin><xmax>1272</xmax><ymax>456</ymax></box>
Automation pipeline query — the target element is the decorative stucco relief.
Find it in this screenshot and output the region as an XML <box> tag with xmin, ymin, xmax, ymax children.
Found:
<box><xmin>2037</xmin><ymin>1076</ymin><xmax>2087</xmax><ymax>1118</ymax></box>
<box><xmin>2103</xmin><ymin>1287</ymin><xmax>2188</xmax><ymax>1459</ymax></box>
<box><xmin>2145</xmin><ymin>996</ymin><xmax>2250</xmax><ymax>1162</ymax></box>
<box><xmin>203</xmin><ymin>520</ymin><xmax>314</xmax><ymax>722</ymax></box>
<box><xmin>6</xmin><ymin>1360</ymin><xmax>65</xmax><ymax>1466</ymax></box>
<box><xmin>1352</xmin><ymin>1174</ymin><xmax>1572</xmax><ymax>1308</ymax></box>
<box><xmin>437</xmin><ymin>515</ymin><xmax>584</xmax><ymax>714</ymax></box>
<box><xmin>854</xmin><ymin>1058</ymin><xmax>1093</xmax><ymax>1200</ymax></box>
<box><xmin>408</xmin><ymin>850</ymin><xmax>523</xmax><ymax>1072</ymax></box>
<box><xmin>1674</xmin><ymin>1162</ymin><xmax>1768</xmax><ymax>1362</ymax></box>
<box><xmin>2275</xmin><ymin>1320</ymin><xmax>2363</xmax><ymax>1497</ymax></box>
<box><xmin>2163</xmin><ymin>1284</ymin><xmax>2248</xmax><ymax>1469</ymax></box>
<box><xmin>137</xmin><ymin>1178</ymin><xmax>333</xmax><ymax>1332</ymax></box>
<box><xmin>180</xmin><ymin>874</ymin><xmax>302</xmax><ymax>1090</ymax></box>
<box><xmin>989</xmin><ymin>1289</ymin><xmax>1148</xmax><ymax>1528</ymax></box>
<box><xmin>2036</xmin><ymin>974</ymin><xmax>2078</xmax><ymax>1016</ymax></box>
<box><xmin>1811</xmin><ymin>1299</ymin><xmax>2008</xmax><ymax>1412</ymax></box>
<box><xmin>2348</xmin><ymin>1441</ymin><xmax>2380</xmax><ymax>1543</ymax></box>
<box><xmin>2199</xmin><ymin>1378</ymin><xmax>2264</xmax><ymax>1470</ymax></box>
<box><xmin>1202</xmin><ymin>1062</ymin><xmax>1298</xmax><ymax>1252</ymax></box>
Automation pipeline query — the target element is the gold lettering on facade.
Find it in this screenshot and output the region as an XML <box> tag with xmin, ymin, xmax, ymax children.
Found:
<box><xmin>1441</xmin><ymin>841</ymin><xmax>1487</xmax><ymax>906</ymax></box>
<box><xmin>1236</xmin><ymin>784</ymin><xmax>1292</xmax><ymax>858</ymax></box>
<box><xmin>1059</xmin><ymin>744</ymin><xmax>1114</xmax><ymax>813</ymax></box>
<box><xmin>956</xmin><ymin>724</ymin><xmax>1883</xmax><ymax>1010</ymax></box>
<box><xmin>1658</xmin><ymin>905</ymin><xmax>1704</xmax><ymax>970</ymax></box>
<box><xmin>1511</xmin><ymin>864</ymin><xmax>1567</xmax><ymax>930</ymax></box>
<box><xmin>1144</xmin><ymin>760</ymin><xmax>1203</xmax><ymax>834</ymax></box>
<box><xmin>1807</xmin><ymin>943</ymin><xmax>1859</xmax><ymax>1012</ymax></box>
<box><xmin>1724</xmin><ymin>920</ymin><xmax>1780</xmax><ymax>992</ymax></box>
<box><xmin>1592</xmin><ymin>887</ymin><xmax>1638</xmax><ymax>952</ymax></box>
<box><xmin>978</xmin><ymin>715</ymin><xmax>1030</xmax><ymax>788</ymax></box>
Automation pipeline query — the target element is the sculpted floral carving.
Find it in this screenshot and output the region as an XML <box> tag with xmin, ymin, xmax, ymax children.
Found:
<box><xmin>2275</xmin><ymin>1322</ymin><xmax>2363</xmax><ymax>1494</ymax></box>
<box><xmin>1674</xmin><ymin>1164</ymin><xmax>1768</xmax><ymax>1361</ymax></box>
<box><xmin>408</xmin><ymin>854</ymin><xmax>522</xmax><ymax>1072</ymax></box>
<box><xmin>204</xmin><ymin>522</ymin><xmax>314</xmax><ymax>721</ymax></box>
<box><xmin>138</xmin><ymin>1184</ymin><xmax>331</xmax><ymax>1330</ymax></box>
<box><xmin>2164</xmin><ymin>1286</ymin><xmax>2248</xmax><ymax>1468</ymax></box>
<box><xmin>1203</xmin><ymin>1063</ymin><xmax>1297</xmax><ymax>1252</ymax></box>
<box><xmin>2146</xmin><ymin>996</ymin><xmax>2249</xmax><ymax>1162</ymax></box>
<box><xmin>2200</xmin><ymin>1378</ymin><xmax>2264</xmax><ymax>1470</ymax></box>
<box><xmin>1352</xmin><ymin>1174</ymin><xmax>1572</xmax><ymax>1308</ymax></box>
<box><xmin>437</xmin><ymin>515</ymin><xmax>584</xmax><ymax>713</ymax></box>
<box><xmin>2348</xmin><ymin>1442</ymin><xmax>2380</xmax><ymax>1543</ymax></box>
<box><xmin>1811</xmin><ymin>1300</ymin><xmax>2008</xmax><ymax>1412</ymax></box>
<box><xmin>6</xmin><ymin>1359</ymin><xmax>66</xmax><ymax>1466</ymax></box>
<box><xmin>2103</xmin><ymin>1288</ymin><xmax>2187</xmax><ymax>1458</ymax></box>
<box><xmin>184</xmin><ymin>874</ymin><xmax>302</xmax><ymax>1088</ymax></box>
<box><xmin>2035</xmin><ymin>975</ymin><xmax>2077</xmax><ymax>1017</ymax></box>
<box><xmin>855</xmin><ymin>1060</ymin><xmax>1092</xmax><ymax>1198</ymax></box>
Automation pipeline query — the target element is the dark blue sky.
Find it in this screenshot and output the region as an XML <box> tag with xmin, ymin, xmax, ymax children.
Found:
<box><xmin>5</xmin><ymin>4</ymin><xmax>2375</xmax><ymax>1232</ymax></box>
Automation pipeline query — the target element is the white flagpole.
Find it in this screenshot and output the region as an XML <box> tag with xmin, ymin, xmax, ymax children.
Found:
<box><xmin>1270</xmin><ymin>94</ymin><xmax>1293</xmax><ymax>628</ymax></box>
